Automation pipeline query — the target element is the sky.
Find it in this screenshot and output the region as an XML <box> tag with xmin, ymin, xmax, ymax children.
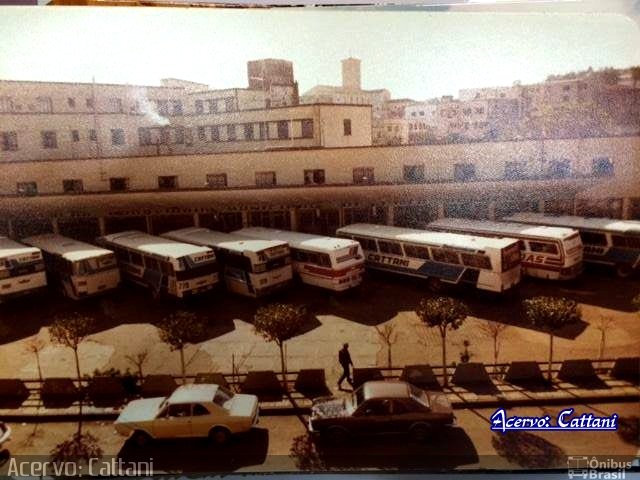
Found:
<box><xmin>0</xmin><ymin>7</ymin><xmax>639</xmax><ymax>100</ymax></box>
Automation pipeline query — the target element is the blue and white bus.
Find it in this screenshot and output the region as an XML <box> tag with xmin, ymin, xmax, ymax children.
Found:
<box><xmin>97</xmin><ymin>231</ymin><xmax>218</xmax><ymax>298</ymax></box>
<box><xmin>336</xmin><ymin>223</ymin><xmax>521</xmax><ymax>293</ymax></box>
<box><xmin>162</xmin><ymin>227</ymin><xmax>292</xmax><ymax>298</ymax></box>
<box><xmin>503</xmin><ymin>213</ymin><xmax>640</xmax><ymax>277</ymax></box>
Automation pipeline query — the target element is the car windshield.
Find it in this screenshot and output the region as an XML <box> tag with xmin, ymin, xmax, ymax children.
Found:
<box><xmin>409</xmin><ymin>384</ymin><xmax>430</xmax><ymax>409</ymax></box>
<box><xmin>213</xmin><ymin>385</ymin><xmax>235</xmax><ymax>409</ymax></box>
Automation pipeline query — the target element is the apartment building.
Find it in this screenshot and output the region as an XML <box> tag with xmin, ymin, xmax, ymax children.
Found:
<box><xmin>0</xmin><ymin>79</ymin><xmax>372</xmax><ymax>163</ymax></box>
<box><xmin>246</xmin><ymin>59</ymin><xmax>299</xmax><ymax>107</ymax></box>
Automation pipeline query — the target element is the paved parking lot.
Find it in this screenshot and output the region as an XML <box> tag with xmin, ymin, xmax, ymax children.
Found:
<box><xmin>1</xmin><ymin>401</ymin><xmax>637</xmax><ymax>474</ymax></box>
<box><xmin>0</xmin><ymin>268</ymin><xmax>638</xmax><ymax>388</ymax></box>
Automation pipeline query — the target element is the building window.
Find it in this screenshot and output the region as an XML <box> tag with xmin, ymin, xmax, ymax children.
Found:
<box><xmin>41</xmin><ymin>131</ymin><xmax>57</xmax><ymax>149</ymax></box>
<box><xmin>259</xmin><ymin>122</ymin><xmax>266</xmax><ymax>140</ymax></box>
<box><xmin>158</xmin><ymin>176</ymin><xmax>178</xmax><ymax>190</ymax></box>
<box><xmin>62</xmin><ymin>179</ymin><xmax>83</xmax><ymax>194</ymax></box>
<box><xmin>171</xmin><ymin>100</ymin><xmax>183</xmax><ymax>116</ymax></box>
<box><xmin>1</xmin><ymin>131</ymin><xmax>18</xmax><ymax>151</ymax></box>
<box><xmin>403</xmin><ymin>165</ymin><xmax>425</xmax><ymax>183</ymax></box>
<box><xmin>454</xmin><ymin>163</ymin><xmax>476</xmax><ymax>182</ymax></box>
<box><xmin>224</xmin><ymin>97</ymin><xmax>235</xmax><ymax>112</ymax></box>
<box><xmin>504</xmin><ymin>161</ymin><xmax>526</xmax><ymax>180</ymax></box>
<box><xmin>173</xmin><ymin>127</ymin><xmax>185</xmax><ymax>145</ymax></box>
<box><xmin>86</xmin><ymin>97</ymin><xmax>94</xmax><ymax>109</ymax></box>
<box><xmin>304</xmin><ymin>169</ymin><xmax>325</xmax><ymax>185</ymax></box>
<box><xmin>111</xmin><ymin>129</ymin><xmax>126</xmax><ymax>146</ymax></box>
<box><xmin>109</xmin><ymin>97</ymin><xmax>123</xmax><ymax>113</ymax></box>
<box><xmin>197</xmin><ymin>126</ymin><xmax>206</xmax><ymax>141</ymax></box>
<box><xmin>474</xmin><ymin>107</ymin><xmax>485</xmax><ymax>114</ymax></box>
<box><xmin>36</xmin><ymin>96</ymin><xmax>52</xmax><ymax>113</ymax></box>
<box><xmin>155</xmin><ymin>100</ymin><xmax>169</xmax><ymax>116</ymax></box>
<box><xmin>206</xmin><ymin>173</ymin><xmax>227</xmax><ymax>189</ymax></box>
<box><xmin>255</xmin><ymin>171</ymin><xmax>276</xmax><ymax>187</ymax></box>
<box><xmin>244</xmin><ymin>123</ymin><xmax>254</xmax><ymax>140</ymax></box>
<box><xmin>343</xmin><ymin>119</ymin><xmax>352</xmax><ymax>136</ymax></box>
<box><xmin>207</xmin><ymin>99</ymin><xmax>218</xmax><ymax>114</ymax></box>
<box><xmin>353</xmin><ymin>167</ymin><xmax>374</xmax><ymax>184</ymax></box>
<box><xmin>195</xmin><ymin>100</ymin><xmax>204</xmax><ymax>114</ymax></box>
<box><xmin>109</xmin><ymin>177</ymin><xmax>129</xmax><ymax>192</ymax></box>
<box><xmin>301</xmin><ymin>119</ymin><xmax>314</xmax><ymax>138</ymax></box>
<box><xmin>71</xmin><ymin>130</ymin><xmax>80</xmax><ymax>142</ymax></box>
<box><xmin>89</xmin><ymin>129</ymin><xmax>97</xmax><ymax>141</ymax></box>
<box><xmin>138</xmin><ymin>128</ymin><xmax>151</xmax><ymax>146</ymax></box>
<box><xmin>17</xmin><ymin>182</ymin><xmax>37</xmax><ymax>196</ymax></box>
<box><xmin>67</xmin><ymin>97</ymin><xmax>76</xmax><ymax>108</ymax></box>
<box><xmin>548</xmin><ymin>159</ymin><xmax>571</xmax><ymax>179</ymax></box>
<box><xmin>227</xmin><ymin>124</ymin><xmax>236</xmax><ymax>141</ymax></box>
<box><xmin>277</xmin><ymin>121</ymin><xmax>289</xmax><ymax>140</ymax></box>
<box><xmin>211</xmin><ymin>126</ymin><xmax>220</xmax><ymax>142</ymax></box>
<box><xmin>592</xmin><ymin>157</ymin><xmax>614</xmax><ymax>177</ymax></box>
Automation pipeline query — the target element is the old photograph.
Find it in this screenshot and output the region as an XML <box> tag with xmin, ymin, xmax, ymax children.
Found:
<box><xmin>0</xmin><ymin>4</ymin><xmax>639</xmax><ymax>476</ymax></box>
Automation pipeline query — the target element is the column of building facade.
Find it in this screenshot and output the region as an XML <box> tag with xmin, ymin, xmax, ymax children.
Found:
<box><xmin>289</xmin><ymin>208</ymin><xmax>299</xmax><ymax>232</ymax></box>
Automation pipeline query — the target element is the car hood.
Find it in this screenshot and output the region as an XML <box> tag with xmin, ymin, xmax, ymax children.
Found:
<box><xmin>116</xmin><ymin>397</ymin><xmax>165</xmax><ymax>424</ymax></box>
<box><xmin>227</xmin><ymin>394</ymin><xmax>258</xmax><ymax>418</ymax></box>
<box><xmin>311</xmin><ymin>396</ymin><xmax>349</xmax><ymax>419</ymax></box>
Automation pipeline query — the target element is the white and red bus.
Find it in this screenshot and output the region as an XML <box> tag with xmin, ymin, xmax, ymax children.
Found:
<box><xmin>234</xmin><ymin>227</ymin><xmax>364</xmax><ymax>291</ymax></box>
<box><xmin>98</xmin><ymin>231</ymin><xmax>218</xmax><ymax>298</ymax></box>
<box><xmin>503</xmin><ymin>213</ymin><xmax>640</xmax><ymax>277</ymax></box>
<box><xmin>336</xmin><ymin>223</ymin><xmax>521</xmax><ymax>293</ymax></box>
<box><xmin>427</xmin><ymin>218</ymin><xmax>583</xmax><ymax>280</ymax></box>
<box><xmin>0</xmin><ymin>236</ymin><xmax>47</xmax><ymax>302</ymax></box>
<box><xmin>162</xmin><ymin>227</ymin><xmax>292</xmax><ymax>298</ymax></box>
<box><xmin>22</xmin><ymin>233</ymin><xmax>120</xmax><ymax>300</ymax></box>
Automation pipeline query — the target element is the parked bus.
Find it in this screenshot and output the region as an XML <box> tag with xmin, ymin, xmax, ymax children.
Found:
<box><xmin>97</xmin><ymin>231</ymin><xmax>218</xmax><ymax>298</ymax></box>
<box><xmin>0</xmin><ymin>236</ymin><xmax>47</xmax><ymax>302</ymax></box>
<box><xmin>336</xmin><ymin>223</ymin><xmax>521</xmax><ymax>293</ymax></box>
<box><xmin>21</xmin><ymin>234</ymin><xmax>119</xmax><ymax>299</ymax></box>
<box><xmin>162</xmin><ymin>227</ymin><xmax>293</xmax><ymax>298</ymax></box>
<box><xmin>234</xmin><ymin>227</ymin><xmax>364</xmax><ymax>291</ymax></box>
<box><xmin>426</xmin><ymin>218</ymin><xmax>583</xmax><ymax>280</ymax></box>
<box><xmin>503</xmin><ymin>213</ymin><xmax>640</xmax><ymax>277</ymax></box>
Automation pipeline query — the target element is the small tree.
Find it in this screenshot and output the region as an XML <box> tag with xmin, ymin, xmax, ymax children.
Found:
<box><xmin>374</xmin><ymin>323</ymin><xmax>398</xmax><ymax>368</ymax></box>
<box><xmin>415</xmin><ymin>296</ymin><xmax>470</xmax><ymax>386</ymax></box>
<box><xmin>253</xmin><ymin>303</ymin><xmax>307</xmax><ymax>379</ymax></box>
<box><xmin>25</xmin><ymin>337</ymin><xmax>46</xmax><ymax>383</ymax></box>
<box><xmin>479</xmin><ymin>320</ymin><xmax>510</xmax><ymax>366</ymax></box>
<box><xmin>157</xmin><ymin>311</ymin><xmax>207</xmax><ymax>381</ymax></box>
<box><xmin>523</xmin><ymin>296</ymin><xmax>581</xmax><ymax>381</ymax></box>
<box><xmin>49</xmin><ymin>314</ymin><xmax>96</xmax><ymax>383</ymax></box>
<box><xmin>594</xmin><ymin>314</ymin><xmax>614</xmax><ymax>360</ymax></box>
<box><xmin>125</xmin><ymin>350</ymin><xmax>150</xmax><ymax>380</ymax></box>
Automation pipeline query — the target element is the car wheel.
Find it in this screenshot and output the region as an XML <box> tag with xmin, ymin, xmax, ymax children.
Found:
<box><xmin>324</xmin><ymin>426</ymin><xmax>349</xmax><ymax>445</ymax></box>
<box><xmin>409</xmin><ymin>423</ymin><xmax>432</xmax><ymax>442</ymax></box>
<box><xmin>615</xmin><ymin>264</ymin><xmax>633</xmax><ymax>278</ymax></box>
<box><xmin>131</xmin><ymin>430</ymin><xmax>151</xmax><ymax>448</ymax></box>
<box><xmin>209</xmin><ymin>427</ymin><xmax>231</xmax><ymax>446</ymax></box>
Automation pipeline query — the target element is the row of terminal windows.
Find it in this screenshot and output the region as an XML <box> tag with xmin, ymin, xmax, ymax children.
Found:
<box><xmin>7</xmin><ymin>157</ymin><xmax>617</xmax><ymax>196</ymax></box>
<box><xmin>0</xmin><ymin>119</ymin><xmax>328</xmax><ymax>151</ymax></box>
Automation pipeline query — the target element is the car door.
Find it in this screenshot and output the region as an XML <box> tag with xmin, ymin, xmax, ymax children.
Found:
<box><xmin>190</xmin><ymin>403</ymin><xmax>216</xmax><ymax>437</ymax></box>
<box><xmin>152</xmin><ymin>403</ymin><xmax>192</xmax><ymax>439</ymax></box>
<box><xmin>351</xmin><ymin>398</ymin><xmax>393</xmax><ymax>435</ymax></box>
<box><xmin>390</xmin><ymin>398</ymin><xmax>427</xmax><ymax>433</ymax></box>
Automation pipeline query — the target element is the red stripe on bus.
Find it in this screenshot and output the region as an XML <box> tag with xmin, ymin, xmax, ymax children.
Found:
<box><xmin>303</xmin><ymin>264</ymin><xmax>363</xmax><ymax>278</ymax></box>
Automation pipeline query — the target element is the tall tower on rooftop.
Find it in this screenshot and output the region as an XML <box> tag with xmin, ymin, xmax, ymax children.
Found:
<box><xmin>341</xmin><ymin>57</ymin><xmax>361</xmax><ymax>90</ymax></box>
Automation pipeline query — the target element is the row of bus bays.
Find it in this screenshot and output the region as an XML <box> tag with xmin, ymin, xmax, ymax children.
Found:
<box><xmin>0</xmin><ymin>213</ymin><xmax>639</xmax><ymax>302</ymax></box>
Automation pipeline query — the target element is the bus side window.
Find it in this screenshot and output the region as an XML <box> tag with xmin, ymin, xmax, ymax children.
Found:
<box><xmin>612</xmin><ymin>235</ymin><xmax>627</xmax><ymax>248</ymax></box>
<box><xmin>160</xmin><ymin>261</ymin><xmax>173</xmax><ymax>276</ymax></box>
<box><xmin>353</xmin><ymin>236</ymin><xmax>377</xmax><ymax>252</ymax></box>
<box><xmin>461</xmin><ymin>253</ymin><xmax>491</xmax><ymax>270</ymax></box>
<box><xmin>378</xmin><ymin>241</ymin><xmax>402</xmax><ymax>256</ymax></box>
<box><xmin>145</xmin><ymin>257</ymin><xmax>160</xmax><ymax>271</ymax></box>
<box><xmin>432</xmin><ymin>249</ymin><xmax>460</xmax><ymax>265</ymax></box>
<box><xmin>115</xmin><ymin>248</ymin><xmax>130</xmax><ymax>264</ymax></box>
<box><xmin>404</xmin><ymin>244</ymin><xmax>430</xmax><ymax>260</ymax></box>
<box><xmin>129</xmin><ymin>251</ymin><xmax>143</xmax><ymax>267</ymax></box>
<box><xmin>294</xmin><ymin>249</ymin><xmax>308</xmax><ymax>263</ymax></box>
<box><xmin>529</xmin><ymin>241</ymin><xmax>558</xmax><ymax>255</ymax></box>
<box><xmin>626</xmin><ymin>236</ymin><xmax>640</xmax><ymax>249</ymax></box>
<box><xmin>580</xmin><ymin>231</ymin><xmax>607</xmax><ymax>246</ymax></box>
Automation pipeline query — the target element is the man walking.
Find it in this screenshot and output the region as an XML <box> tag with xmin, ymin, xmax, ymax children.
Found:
<box><xmin>337</xmin><ymin>343</ymin><xmax>354</xmax><ymax>390</ymax></box>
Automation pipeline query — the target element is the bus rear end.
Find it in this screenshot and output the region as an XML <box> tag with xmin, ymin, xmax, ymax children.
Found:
<box><xmin>173</xmin><ymin>251</ymin><xmax>218</xmax><ymax>298</ymax></box>
<box><xmin>69</xmin><ymin>253</ymin><xmax>120</xmax><ymax>298</ymax></box>
<box><xmin>329</xmin><ymin>243</ymin><xmax>365</xmax><ymax>291</ymax></box>
<box><xmin>557</xmin><ymin>233</ymin><xmax>583</xmax><ymax>280</ymax></box>
<box><xmin>249</xmin><ymin>245</ymin><xmax>293</xmax><ymax>297</ymax></box>
<box><xmin>497</xmin><ymin>242</ymin><xmax>521</xmax><ymax>292</ymax></box>
<box><xmin>0</xmin><ymin>249</ymin><xmax>47</xmax><ymax>301</ymax></box>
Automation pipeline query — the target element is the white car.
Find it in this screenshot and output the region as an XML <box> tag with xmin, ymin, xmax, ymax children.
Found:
<box><xmin>114</xmin><ymin>384</ymin><xmax>259</xmax><ymax>446</ymax></box>
<box><xmin>0</xmin><ymin>422</ymin><xmax>10</xmax><ymax>447</ymax></box>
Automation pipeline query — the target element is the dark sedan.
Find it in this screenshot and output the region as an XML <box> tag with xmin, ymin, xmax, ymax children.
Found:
<box><xmin>309</xmin><ymin>380</ymin><xmax>454</xmax><ymax>442</ymax></box>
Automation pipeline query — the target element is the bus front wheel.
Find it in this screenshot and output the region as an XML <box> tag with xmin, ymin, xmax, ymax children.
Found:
<box><xmin>615</xmin><ymin>264</ymin><xmax>634</xmax><ymax>278</ymax></box>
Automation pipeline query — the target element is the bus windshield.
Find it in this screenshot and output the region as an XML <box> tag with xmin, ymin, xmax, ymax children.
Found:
<box><xmin>175</xmin><ymin>259</ymin><xmax>217</xmax><ymax>281</ymax></box>
<box><xmin>335</xmin><ymin>245</ymin><xmax>361</xmax><ymax>264</ymax></box>
<box><xmin>74</xmin><ymin>254</ymin><xmax>117</xmax><ymax>275</ymax></box>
